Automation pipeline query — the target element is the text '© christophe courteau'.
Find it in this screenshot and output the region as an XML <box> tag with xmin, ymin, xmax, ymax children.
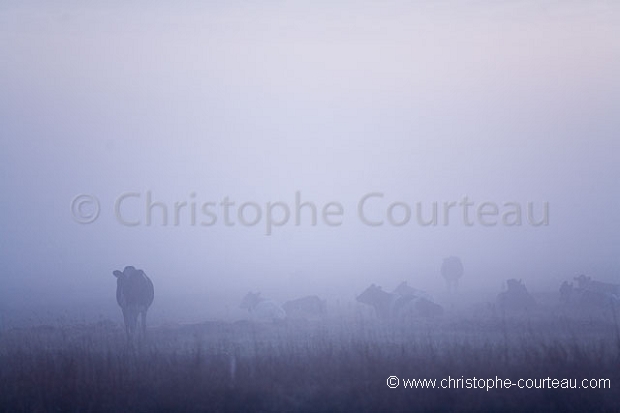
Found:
<box><xmin>107</xmin><ymin>191</ymin><xmax>549</xmax><ymax>235</ymax></box>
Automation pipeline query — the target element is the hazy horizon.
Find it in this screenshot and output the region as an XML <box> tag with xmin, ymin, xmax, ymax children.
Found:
<box><xmin>1</xmin><ymin>1</ymin><xmax>618</xmax><ymax>319</ymax></box>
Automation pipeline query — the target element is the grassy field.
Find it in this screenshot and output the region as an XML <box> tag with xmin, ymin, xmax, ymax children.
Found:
<box><xmin>0</xmin><ymin>310</ymin><xmax>619</xmax><ymax>412</ymax></box>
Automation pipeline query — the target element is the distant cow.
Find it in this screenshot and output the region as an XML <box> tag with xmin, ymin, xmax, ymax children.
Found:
<box><xmin>441</xmin><ymin>256</ymin><xmax>464</xmax><ymax>292</ymax></box>
<box><xmin>393</xmin><ymin>281</ymin><xmax>433</xmax><ymax>301</ymax></box>
<box><xmin>112</xmin><ymin>266</ymin><xmax>154</xmax><ymax>342</ymax></box>
<box><xmin>560</xmin><ymin>275</ymin><xmax>620</xmax><ymax>310</ymax></box>
<box><xmin>282</xmin><ymin>295</ymin><xmax>326</xmax><ymax>319</ymax></box>
<box><xmin>392</xmin><ymin>282</ymin><xmax>441</xmax><ymax>317</ymax></box>
<box><xmin>240</xmin><ymin>292</ymin><xmax>286</xmax><ymax>322</ymax></box>
<box><xmin>356</xmin><ymin>284</ymin><xmax>443</xmax><ymax>320</ymax></box>
<box><xmin>574</xmin><ymin>274</ymin><xmax>620</xmax><ymax>296</ymax></box>
<box><xmin>496</xmin><ymin>279</ymin><xmax>536</xmax><ymax>312</ymax></box>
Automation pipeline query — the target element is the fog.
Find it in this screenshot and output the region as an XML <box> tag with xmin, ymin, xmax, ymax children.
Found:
<box><xmin>1</xmin><ymin>1</ymin><xmax>618</xmax><ymax>322</ymax></box>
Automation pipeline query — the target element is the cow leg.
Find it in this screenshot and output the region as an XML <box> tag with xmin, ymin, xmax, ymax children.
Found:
<box><xmin>141</xmin><ymin>311</ymin><xmax>147</xmax><ymax>340</ymax></box>
<box><xmin>122</xmin><ymin>309</ymin><xmax>133</xmax><ymax>344</ymax></box>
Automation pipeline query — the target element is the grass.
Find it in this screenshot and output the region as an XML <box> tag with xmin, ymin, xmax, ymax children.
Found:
<box><xmin>0</xmin><ymin>313</ymin><xmax>618</xmax><ymax>412</ymax></box>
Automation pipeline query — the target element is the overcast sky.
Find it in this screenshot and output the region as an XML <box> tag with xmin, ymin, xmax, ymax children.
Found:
<box><xmin>1</xmin><ymin>1</ymin><xmax>618</xmax><ymax>312</ymax></box>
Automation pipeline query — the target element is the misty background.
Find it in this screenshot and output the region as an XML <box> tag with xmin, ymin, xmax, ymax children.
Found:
<box><xmin>0</xmin><ymin>1</ymin><xmax>618</xmax><ymax>324</ymax></box>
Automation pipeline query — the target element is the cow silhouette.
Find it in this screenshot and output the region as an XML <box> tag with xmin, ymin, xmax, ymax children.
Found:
<box><xmin>497</xmin><ymin>279</ymin><xmax>536</xmax><ymax>312</ymax></box>
<box><xmin>282</xmin><ymin>295</ymin><xmax>326</xmax><ymax>320</ymax></box>
<box><xmin>357</xmin><ymin>284</ymin><xmax>443</xmax><ymax>320</ymax></box>
<box><xmin>240</xmin><ymin>292</ymin><xmax>286</xmax><ymax>322</ymax></box>
<box><xmin>113</xmin><ymin>266</ymin><xmax>154</xmax><ymax>342</ymax></box>
<box><xmin>441</xmin><ymin>256</ymin><xmax>464</xmax><ymax>292</ymax></box>
<box><xmin>560</xmin><ymin>275</ymin><xmax>620</xmax><ymax>311</ymax></box>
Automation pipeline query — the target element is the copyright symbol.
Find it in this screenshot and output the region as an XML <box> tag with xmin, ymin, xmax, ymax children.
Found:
<box><xmin>387</xmin><ymin>376</ymin><xmax>400</xmax><ymax>388</ymax></box>
<box><xmin>71</xmin><ymin>194</ymin><xmax>100</xmax><ymax>224</ymax></box>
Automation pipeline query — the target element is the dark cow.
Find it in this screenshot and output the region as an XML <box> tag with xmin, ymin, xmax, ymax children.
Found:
<box><xmin>282</xmin><ymin>295</ymin><xmax>326</xmax><ymax>319</ymax></box>
<box><xmin>357</xmin><ymin>284</ymin><xmax>443</xmax><ymax>320</ymax></box>
<box><xmin>113</xmin><ymin>266</ymin><xmax>154</xmax><ymax>342</ymax></box>
<box><xmin>496</xmin><ymin>279</ymin><xmax>536</xmax><ymax>312</ymax></box>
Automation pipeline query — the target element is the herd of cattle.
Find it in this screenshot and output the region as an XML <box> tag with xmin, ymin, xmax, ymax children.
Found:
<box><xmin>111</xmin><ymin>263</ymin><xmax>620</xmax><ymax>341</ymax></box>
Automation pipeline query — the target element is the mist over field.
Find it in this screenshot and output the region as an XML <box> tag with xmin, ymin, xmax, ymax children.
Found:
<box><xmin>1</xmin><ymin>1</ymin><xmax>619</xmax><ymax>411</ymax></box>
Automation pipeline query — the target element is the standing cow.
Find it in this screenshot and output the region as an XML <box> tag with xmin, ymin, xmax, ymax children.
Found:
<box><xmin>441</xmin><ymin>256</ymin><xmax>464</xmax><ymax>293</ymax></box>
<box><xmin>113</xmin><ymin>266</ymin><xmax>154</xmax><ymax>342</ymax></box>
